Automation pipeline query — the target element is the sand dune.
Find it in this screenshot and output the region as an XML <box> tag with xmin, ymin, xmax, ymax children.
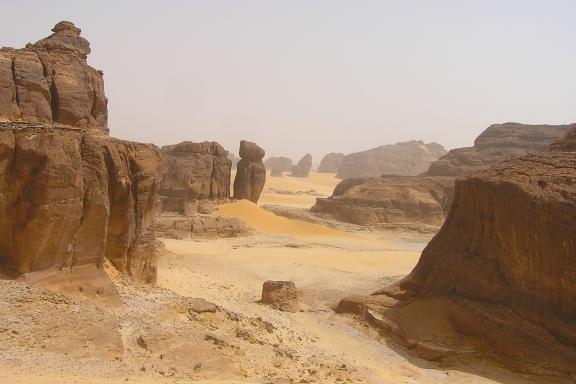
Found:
<box><xmin>217</xmin><ymin>199</ymin><xmax>355</xmax><ymax>238</ymax></box>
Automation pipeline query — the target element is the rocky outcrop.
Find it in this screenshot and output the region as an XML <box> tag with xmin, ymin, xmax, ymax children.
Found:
<box><xmin>318</xmin><ymin>152</ymin><xmax>344</xmax><ymax>173</ymax></box>
<box><xmin>260</xmin><ymin>281</ymin><xmax>299</xmax><ymax>312</ymax></box>
<box><xmin>233</xmin><ymin>140</ymin><xmax>266</xmax><ymax>203</ymax></box>
<box><xmin>290</xmin><ymin>154</ymin><xmax>312</xmax><ymax>178</ymax></box>
<box><xmin>426</xmin><ymin>122</ymin><xmax>574</xmax><ymax>176</ymax></box>
<box><xmin>159</xmin><ymin>141</ymin><xmax>231</xmax><ymax>214</ymax></box>
<box><xmin>156</xmin><ymin>214</ymin><xmax>254</xmax><ymax>239</ymax></box>
<box><xmin>0</xmin><ymin>122</ymin><xmax>161</xmax><ymax>283</ymax></box>
<box><xmin>336</xmin><ymin>130</ymin><xmax>576</xmax><ymax>378</ymax></box>
<box><xmin>0</xmin><ymin>21</ymin><xmax>108</xmax><ymax>132</ymax></box>
<box><xmin>337</xmin><ymin>141</ymin><xmax>446</xmax><ymax>179</ymax></box>
<box><xmin>312</xmin><ymin>176</ymin><xmax>454</xmax><ymax>227</ymax></box>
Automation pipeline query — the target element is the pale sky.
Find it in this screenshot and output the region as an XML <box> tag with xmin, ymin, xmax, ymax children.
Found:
<box><xmin>1</xmin><ymin>1</ymin><xmax>575</xmax><ymax>161</ymax></box>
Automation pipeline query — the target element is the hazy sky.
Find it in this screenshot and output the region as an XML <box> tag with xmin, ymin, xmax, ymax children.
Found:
<box><xmin>1</xmin><ymin>1</ymin><xmax>575</xmax><ymax>161</ymax></box>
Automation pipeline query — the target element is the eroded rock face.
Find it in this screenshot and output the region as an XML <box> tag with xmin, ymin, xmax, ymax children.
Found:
<box><xmin>290</xmin><ymin>154</ymin><xmax>312</xmax><ymax>178</ymax></box>
<box><xmin>318</xmin><ymin>152</ymin><xmax>344</xmax><ymax>173</ymax></box>
<box><xmin>426</xmin><ymin>122</ymin><xmax>574</xmax><ymax>176</ymax></box>
<box><xmin>312</xmin><ymin>176</ymin><xmax>454</xmax><ymax>227</ymax></box>
<box><xmin>0</xmin><ymin>123</ymin><xmax>161</xmax><ymax>283</ymax></box>
<box><xmin>159</xmin><ymin>141</ymin><xmax>231</xmax><ymax>214</ymax></box>
<box><xmin>0</xmin><ymin>21</ymin><xmax>108</xmax><ymax>132</ymax></box>
<box><xmin>156</xmin><ymin>214</ymin><xmax>254</xmax><ymax>239</ymax></box>
<box><xmin>337</xmin><ymin>141</ymin><xmax>446</xmax><ymax>179</ymax></box>
<box><xmin>261</xmin><ymin>281</ymin><xmax>299</xmax><ymax>312</ymax></box>
<box><xmin>337</xmin><ymin>130</ymin><xmax>576</xmax><ymax>377</ymax></box>
<box><xmin>264</xmin><ymin>157</ymin><xmax>293</xmax><ymax>172</ymax></box>
<box><xmin>233</xmin><ymin>140</ymin><xmax>266</xmax><ymax>203</ymax></box>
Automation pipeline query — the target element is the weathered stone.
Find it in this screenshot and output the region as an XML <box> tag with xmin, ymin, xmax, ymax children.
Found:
<box><xmin>312</xmin><ymin>176</ymin><xmax>454</xmax><ymax>226</ymax></box>
<box><xmin>265</xmin><ymin>156</ymin><xmax>293</xmax><ymax>172</ymax></box>
<box><xmin>0</xmin><ymin>21</ymin><xmax>108</xmax><ymax>132</ymax></box>
<box><xmin>0</xmin><ymin>123</ymin><xmax>161</xmax><ymax>283</ymax></box>
<box><xmin>426</xmin><ymin>122</ymin><xmax>574</xmax><ymax>176</ymax></box>
<box><xmin>261</xmin><ymin>281</ymin><xmax>299</xmax><ymax>312</ymax></box>
<box><xmin>155</xmin><ymin>213</ymin><xmax>254</xmax><ymax>239</ymax></box>
<box><xmin>337</xmin><ymin>129</ymin><xmax>576</xmax><ymax>377</ymax></box>
<box><xmin>337</xmin><ymin>141</ymin><xmax>446</xmax><ymax>179</ymax></box>
<box><xmin>159</xmin><ymin>141</ymin><xmax>231</xmax><ymax>213</ymax></box>
<box><xmin>290</xmin><ymin>154</ymin><xmax>312</xmax><ymax>178</ymax></box>
<box><xmin>233</xmin><ymin>140</ymin><xmax>266</xmax><ymax>203</ymax></box>
<box><xmin>318</xmin><ymin>152</ymin><xmax>345</xmax><ymax>173</ymax></box>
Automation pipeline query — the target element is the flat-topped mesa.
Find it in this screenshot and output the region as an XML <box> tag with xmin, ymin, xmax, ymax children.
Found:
<box><xmin>159</xmin><ymin>141</ymin><xmax>232</xmax><ymax>214</ymax></box>
<box><xmin>0</xmin><ymin>21</ymin><xmax>108</xmax><ymax>132</ymax></box>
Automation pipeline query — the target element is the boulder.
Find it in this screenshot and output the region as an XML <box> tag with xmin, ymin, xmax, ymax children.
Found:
<box><xmin>290</xmin><ymin>154</ymin><xmax>312</xmax><ymax>178</ymax></box>
<box><xmin>336</xmin><ymin>129</ymin><xmax>576</xmax><ymax>377</ymax></box>
<box><xmin>426</xmin><ymin>122</ymin><xmax>574</xmax><ymax>176</ymax></box>
<box><xmin>337</xmin><ymin>141</ymin><xmax>446</xmax><ymax>179</ymax></box>
<box><xmin>0</xmin><ymin>122</ymin><xmax>161</xmax><ymax>283</ymax></box>
<box><xmin>0</xmin><ymin>21</ymin><xmax>108</xmax><ymax>132</ymax></box>
<box><xmin>233</xmin><ymin>140</ymin><xmax>266</xmax><ymax>203</ymax></box>
<box><xmin>260</xmin><ymin>281</ymin><xmax>299</xmax><ymax>312</ymax></box>
<box><xmin>159</xmin><ymin>141</ymin><xmax>231</xmax><ymax>214</ymax></box>
<box><xmin>264</xmin><ymin>156</ymin><xmax>293</xmax><ymax>172</ymax></box>
<box><xmin>318</xmin><ymin>152</ymin><xmax>345</xmax><ymax>173</ymax></box>
<box><xmin>312</xmin><ymin>176</ymin><xmax>454</xmax><ymax>227</ymax></box>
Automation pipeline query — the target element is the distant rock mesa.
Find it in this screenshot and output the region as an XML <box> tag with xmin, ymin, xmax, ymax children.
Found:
<box><xmin>290</xmin><ymin>153</ymin><xmax>312</xmax><ymax>178</ymax></box>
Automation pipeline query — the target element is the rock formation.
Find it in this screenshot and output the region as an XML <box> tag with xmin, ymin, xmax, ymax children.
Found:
<box><xmin>264</xmin><ymin>157</ymin><xmax>293</xmax><ymax>172</ymax></box>
<box><xmin>233</xmin><ymin>140</ymin><xmax>266</xmax><ymax>203</ymax></box>
<box><xmin>336</xmin><ymin>129</ymin><xmax>576</xmax><ymax>377</ymax></box>
<box><xmin>155</xmin><ymin>214</ymin><xmax>254</xmax><ymax>239</ymax></box>
<box><xmin>0</xmin><ymin>122</ymin><xmax>161</xmax><ymax>283</ymax></box>
<box><xmin>261</xmin><ymin>281</ymin><xmax>299</xmax><ymax>312</ymax></box>
<box><xmin>159</xmin><ymin>141</ymin><xmax>231</xmax><ymax>214</ymax></box>
<box><xmin>318</xmin><ymin>152</ymin><xmax>345</xmax><ymax>173</ymax></box>
<box><xmin>312</xmin><ymin>176</ymin><xmax>454</xmax><ymax>227</ymax></box>
<box><xmin>290</xmin><ymin>154</ymin><xmax>312</xmax><ymax>178</ymax></box>
<box><xmin>0</xmin><ymin>21</ymin><xmax>108</xmax><ymax>132</ymax></box>
<box><xmin>337</xmin><ymin>141</ymin><xmax>446</xmax><ymax>179</ymax></box>
<box><xmin>0</xmin><ymin>23</ymin><xmax>161</xmax><ymax>284</ymax></box>
<box><xmin>426</xmin><ymin>122</ymin><xmax>574</xmax><ymax>176</ymax></box>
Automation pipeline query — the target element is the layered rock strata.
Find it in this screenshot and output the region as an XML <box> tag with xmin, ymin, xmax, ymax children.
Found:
<box><xmin>159</xmin><ymin>141</ymin><xmax>231</xmax><ymax>214</ymax></box>
<box><xmin>0</xmin><ymin>21</ymin><xmax>108</xmax><ymax>132</ymax></box>
<box><xmin>336</xmin><ymin>130</ymin><xmax>576</xmax><ymax>378</ymax></box>
<box><xmin>312</xmin><ymin>176</ymin><xmax>454</xmax><ymax>226</ymax></box>
<box><xmin>0</xmin><ymin>122</ymin><xmax>161</xmax><ymax>283</ymax></box>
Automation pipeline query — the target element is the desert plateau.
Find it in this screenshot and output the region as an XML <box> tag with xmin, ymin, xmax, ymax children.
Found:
<box><xmin>1</xmin><ymin>3</ymin><xmax>575</xmax><ymax>384</ymax></box>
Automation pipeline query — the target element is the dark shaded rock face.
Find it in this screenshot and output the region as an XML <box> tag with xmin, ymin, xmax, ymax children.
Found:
<box><xmin>312</xmin><ymin>176</ymin><xmax>454</xmax><ymax>227</ymax></box>
<box><xmin>159</xmin><ymin>141</ymin><xmax>231</xmax><ymax>214</ymax></box>
<box><xmin>337</xmin><ymin>130</ymin><xmax>576</xmax><ymax>378</ymax></box>
<box><xmin>426</xmin><ymin>122</ymin><xmax>574</xmax><ymax>176</ymax></box>
<box><xmin>318</xmin><ymin>152</ymin><xmax>345</xmax><ymax>173</ymax></box>
<box><xmin>337</xmin><ymin>141</ymin><xmax>446</xmax><ymax>179</ymax></box>
<box><xmin>0</xmin><ymin>123</ymin><xmax>161</xmax><ymax>283</ymax></box>
<box><xmin>233</xmin><ymin>140</ymin><xmax>266</xmax><ymax>203</ymax></box>
<box><xmin>0</xmin><ymin>21</ymin><xmax>108</xmax><ymax>132</ymax></box>
<box><xmin>290</xmin><ymin>154</ymin><xmax>312</xmax><ymax>178</ymax></box>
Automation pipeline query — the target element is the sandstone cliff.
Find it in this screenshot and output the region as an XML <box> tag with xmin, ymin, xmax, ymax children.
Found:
<box><xmin>0</xmin><ymin>21</ymin><xmax>108</xmax><ymax>132</ymax></box>
<box><xmin>312</xmin><ymin>176</ymin><xmax>454</xmax><ymax>227</ymax></box>
<box><xmin>426</xmin><ymin>122</ymin><xmax>574</xmax><ymax>176</ymax></box>
<box><xmin>318</xmin><ymin>152</ymin><xmax>345</xmax><ymax>173</ymax></box>
<box><xmin>0</xmin><ymin>122</ymin><xmax>161</xmax><ymax>283</ymax></box>
<box><xmin>159</xmin><ymin>141</ymin><xmax>231</xmax><ymax>214</ymax></box>
<box><xmin>336</xmin><ymin>129</ymin><xmax>576</xmax><ymax>378</ymax></box>
<box><xmin>337</xmin><ymin>141</ymin><xmax>446</xmax><ymax>179</ymax></box>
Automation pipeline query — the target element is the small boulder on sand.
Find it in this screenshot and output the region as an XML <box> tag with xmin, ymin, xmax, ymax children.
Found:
<box><xmin>260</xmin><ymin>281</ymin><xmax>299</xmax><ymax>312</ymax></box>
